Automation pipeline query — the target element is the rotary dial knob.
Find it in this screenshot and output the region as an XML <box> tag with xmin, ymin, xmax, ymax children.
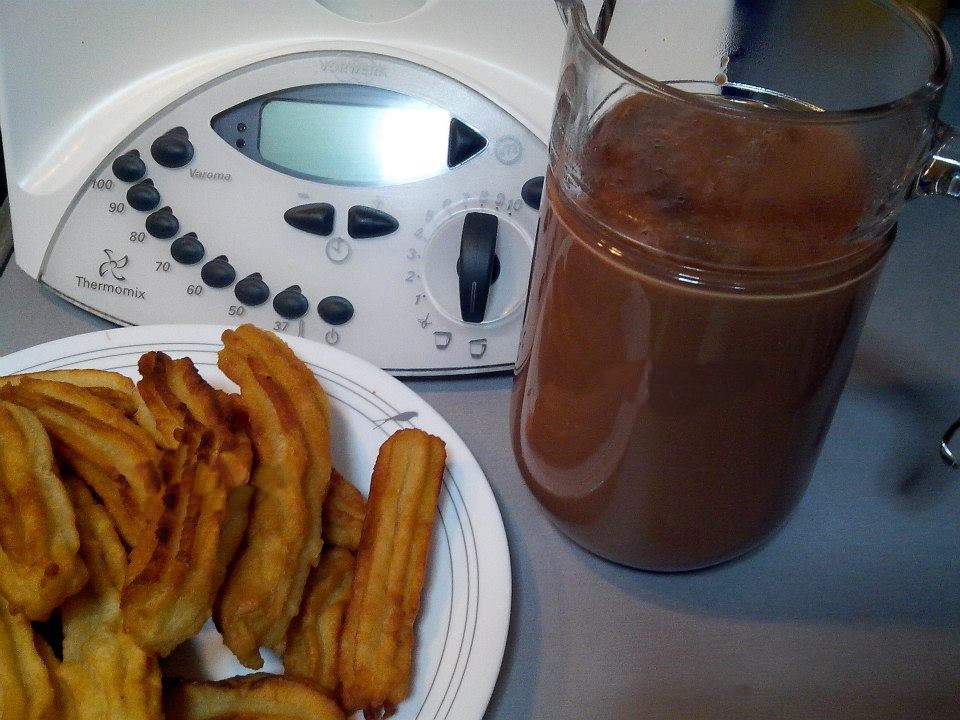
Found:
<box><xmin>422</xmin><ymin>206</ymin><xmax>532</xmax><ymax>326</ymax></box>
<box><xmin>456</xmin><ymin>212</ymin><xmax>501</xmax><ymax>323</ymax></box>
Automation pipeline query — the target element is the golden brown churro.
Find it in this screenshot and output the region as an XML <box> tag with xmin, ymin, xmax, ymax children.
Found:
<box><xmin>122</xmin><ymin>418</ymin><xmax>254</xmax><ymax>656</ymax></box>
<box><xmin>53</xmin><ymin>590</ymin><xmax>163</xmax><ymax>720</ymax></box>
<box><xmin>0</xmin><ymin>369</ymin><xmax>145</xmax><ymax>419</ymax></box>
<box><xmin>283</xmin><ymin>546</ymin><xmax>356</xmax><ymax>692</ymax></box>
<box><xmin>0</xmin><ymin>400</ymin><xmax>87</xmax><ymax>621</ymax></box>
<box><xmin>64</xmin><ymin>477</ymin><xmax>126</xmax><ymax>596</ymax></box>
<box><xmin>52</xmin><ymin>475</ymin><xmax>163</xmax><ymax>719</ymax></box>
<box><xmin>0</xmin><ymin>594</ymin><xmax>57</xmax><ymax>719</ymax></box>
<box><xmin>338</xmin><ymin>428</ymin><xmax>447</xmax><ymax>718</ymax></box>
<box><xmin>0</xmin><ymin>377</ymin><xmax>162</xmax><ymax>546</ymax></box>
<box><xmin>214</xmin><ymin>324</ymin><xmax>332</xmax><ymax>668</ymax></box>
<box><xmin>322</xmin><ymin>469</ymin><xmax>366</xmax><ymax>552</ymax></box>
<box><xmin>135</xmin><ymin>351</ymin><xmax>253</xmax><ymax>486</ymax></box>
<box><xmin>164</xmin><ymin>673</ymin><xmax>345</xmax><ymax>720</ymax></box>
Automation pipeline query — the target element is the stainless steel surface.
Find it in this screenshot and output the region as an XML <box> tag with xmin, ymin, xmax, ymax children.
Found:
<box><xmin>1</xmin><ymin>15</ymin><xmax>959</xmax><ymax>719</ymax></box>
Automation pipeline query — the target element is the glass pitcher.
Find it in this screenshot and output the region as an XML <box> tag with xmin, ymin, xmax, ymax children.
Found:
<box><xmin>511</xmin><ymin>0</ymin><xmax>959</xmax><ymax>571</ymax></box>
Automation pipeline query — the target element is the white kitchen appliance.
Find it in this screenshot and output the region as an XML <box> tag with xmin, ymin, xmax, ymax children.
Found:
<box><xmin>0</xmin><ymin>0</ymin><xmax>601</xmax><ymax>375</ymax></box>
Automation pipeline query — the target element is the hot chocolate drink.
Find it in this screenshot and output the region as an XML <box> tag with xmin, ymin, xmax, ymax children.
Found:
<box><xmin>511</xmin><ymin>92</ymin><xmax>891</xmax><ymax>570</ymax></box>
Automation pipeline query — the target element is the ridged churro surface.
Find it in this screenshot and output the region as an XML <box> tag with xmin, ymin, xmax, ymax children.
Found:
<box><xmin>0</xmin><ymin>400</ymin><xmax>87</xmax><ymax>620</ymax></box>
<box><xmin>214</xmin><ymin>325</ymin><xmax>332</xmax><ymax>668</ymax></box>
<box><xmin>338</xmin><ymin>428</ymin><xmax>446</xmax><ymax>718</ymax></box>
<box><xmin>0</xmin><ymin>377</ymin><xmax>162</xmax><ymax>546</ymax></box>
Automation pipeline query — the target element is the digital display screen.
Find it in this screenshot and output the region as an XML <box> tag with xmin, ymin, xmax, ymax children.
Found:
<box><xmin>259</xmin><ymin>97</ymin><xmax>452</xmax><ymax>185</ymax></box>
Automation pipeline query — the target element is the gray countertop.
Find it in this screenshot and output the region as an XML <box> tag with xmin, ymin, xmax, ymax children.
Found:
<box><xmin>2</xmin><ymin>18</ymin><xmax>959</xmax><ymax>720</ymax></box>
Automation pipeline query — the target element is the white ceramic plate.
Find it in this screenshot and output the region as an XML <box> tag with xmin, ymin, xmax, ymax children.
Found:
<box><xmin>0</xmin><ymin>324</ymin><xmax>511</xmax><ymax>720</ymax></box>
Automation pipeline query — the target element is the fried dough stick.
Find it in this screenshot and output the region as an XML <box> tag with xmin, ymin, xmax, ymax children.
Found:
<box><xmin>283</xmin><ymin>546</ymin><xmax>356</xmax><ymax>692</ymax></box>
<box><xmin>212</xmin><ymin>352</ymin><xmax>308</xmax><ymax>668</ymax></box>
<box><xmin>215</xmin><ymin>325</ymin><xmax>332</xmax><ymax>668</ymax></box>
<box><xmin>164</xmin><ymin>673</ymin><xmax>345</xmax><ymax>720</ymax></box>
<box><xmin>0</xmin><ymin>367</ymin><xmax>171</xmax><ymax>451</ymax></box>
<box><xmin>0</xmin><ymin>595</ymin><xmax>57</xmax><ymax>719</ymax></box>
<box><xmin>136</xmin><ymin>351</ymin><xmax>253</xmax><ymax>485</ymax></box>
<box><xmin>0</xmin><ymin>401</ymin><xmax>87</xmax><ymax>620</ymax></box>
<box><xmin>284</xmin><ymin>470</ymin><xmax>364</xmax><ymax>692</ymax></box>
<box><xmin>52</xmin><ymin>591</ymin><xmax>163</xmax><ymax>720</ymax></box>
<box><xmin>224</xmin><ymin>324</ymin><xmax>332</xmax><ymax>596</ymax></box>
<box><xmin>322</xmin><ymin>469</ymin><xmax>366</xmax><ymax>552</ymax></box>
<box><xmin>48</xmin><ymin>481</ymin><xmax>162</xmax><ymax>720</ymax></box>
<box><xmin>0</xmin><ymin>378</ymin><xmax>162</xmax><ymax>546</ymax></box>
<box><xmin>122</xmin><ymin>419</ymin><xmax>254</xmax><ymax>656</ymax></box>
<box><xmin>64</xmin><ymin>478</ymin><xmax>126</xmax><ymax>595</ymax></box>
<box><xmin>339</xmin><ymin>429</ymin><xmax>446</xmax><ymax>718</ymax></box>
<box><xmin>0</xmin><ymin>368</ymin><xmax>149</xmax><ymax>421</ymax></box>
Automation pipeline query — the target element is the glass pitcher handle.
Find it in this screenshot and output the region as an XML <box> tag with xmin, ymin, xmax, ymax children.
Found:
<box><xmin>912</xmin><ymin>122</ymin><xmax>960</xmax><ymax>469</ymax></box>
<box><xmin>915</xmin><ymin>121</ymin><xmax>960</xmax><ymax>197</ymax></box>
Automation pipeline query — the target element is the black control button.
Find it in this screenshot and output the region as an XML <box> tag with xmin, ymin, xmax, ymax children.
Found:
<box><xmin>284</xmin><ymin>203</ymin><xmax>335</xmax><ymax>236</ymax></box>
<box><xmin>447</xmin><ymin>118</ymin><xmax>487</xmax><ymax>167</ymax></box>
<box><xmin>318</xmin><ymin>295</ymin><xmax>354</xmax><ymax>325</ymax></box>
<box><xmin>170</xmin><ymin>232</ymin><xmax>204</xmax><ymax>265</ymax></box>
<box><xmin>201</xmin><ymin>256</ymin><xmax>236</xmax><ymax>288</ymax></box>
<box><xmin>111</xmin><ymin>150</ymin><xmax>146</xmax><ymax>182</ymax></box>
<box><xmin>273</xmin><ymin>285</ymin><xmax>309</xmax><ymax>319</ymax></box>
<box><xmin>234</xmin><ymin>273</ymin><xmax>270</xmax><ymax>306</ymax></box>
<box><xmin>151</xmin><ymin>127</ymin><xmax>194</xmax><ymax>168</ymax></box>
<box><xmin>521</xmin><ymin>176</ymin><xmax>544</xmax><ymax>210</ymax></box>
<box><xmin>457</xmin><ymin>212</ymin><xmax>499</xmax><ymax>323</ymax></box>
<box><xmin>347</xmin><ymin>206</ymin><xmax>398</xmax><ymax>239</ymax></box>
<box><xmin>145</xmin><ymin>207</ymin><xmax>179</xmax><ymax>239</ymax></box>
<box><xmin>126</xmin><ymin>179</ymin><xmax>161</xmax><ymax>211</ymax></box>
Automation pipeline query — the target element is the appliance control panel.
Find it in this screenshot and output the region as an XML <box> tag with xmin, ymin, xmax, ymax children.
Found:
<box><xmin>42</xmin><ymin>52</ymin><xmax>546</xmax><ymax>375</ymax></box>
